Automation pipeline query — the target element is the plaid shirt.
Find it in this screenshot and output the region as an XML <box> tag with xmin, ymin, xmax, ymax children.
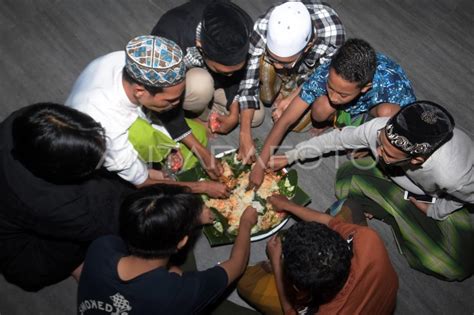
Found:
<box><xmin>237</xmin><ymin>0</ymin><xmax>345</xmax><ymax>110</ymax></box>
<box><xmin>182</xmin><ymin>22</ymin><xmax>205</xmax><ymax>68</ymax></box>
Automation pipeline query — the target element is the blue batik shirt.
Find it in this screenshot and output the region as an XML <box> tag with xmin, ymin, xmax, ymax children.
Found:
<box><xmin>300</xmin><ymin>53</ymin><xmax>416</xmax><ymax>116</ymax></box>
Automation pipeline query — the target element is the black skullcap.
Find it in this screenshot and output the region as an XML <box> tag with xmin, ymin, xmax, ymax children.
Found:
<box><xmin>385</xmin><ymin>101</ymin><xmax>455</xmax><ymax>155</ymax></box>
<box><xmin>201</xmin><ymin>1</ymin><xmax>253</xmax><ymax>66</ymax></box>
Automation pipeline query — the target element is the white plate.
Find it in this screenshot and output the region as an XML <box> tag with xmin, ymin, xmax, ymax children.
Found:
<box><xmin>250</xmin><ymin>217</ymin><xmax>289</xmax><ymax>241</ymax></box>
<box><xmin>215</xmin><ymin>149</ymin><xmax>289</xmax><ymax>242</ymax></box>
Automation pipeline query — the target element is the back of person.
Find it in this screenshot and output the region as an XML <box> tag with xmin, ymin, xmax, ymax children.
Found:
<box><xmin>0</xmin><ymin>103</ymin><xmax>130</xmax><ymax>291</ymax></box>
<box><xmin>150</xmin><ymin>0</ymin><xmax>212</xmax><ymax>50</ymax></box>
<box><xmin>65</xmin><ymin>51</ymin><xmax>132</xmax><ymax>129</ymax></box>
<box><xmin>318</xmin><ymin>220</ymin><xmax>398</xmax><ymax>314</ymax></box>
<box><xmin>77</xmin><ymin>235</ymin><xmax>227</xmax><ymax>314</ymax></box>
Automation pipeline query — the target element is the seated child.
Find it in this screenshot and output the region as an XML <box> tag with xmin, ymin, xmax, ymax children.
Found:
<box><xmin>306</xmin><ymin>38</ymin><xmax>415</xmax><ymax>127</ymax></box>
<box><xmin>238</xmin><ymin>196</ymin><xmax>398</xmax><ymax>315</ymax></box>
<box><xmin>249</xmin><ymin>38</ymin><xmax>416</xmax><ymax>188</ymax></box>
<box><xmin>77</xmin><ymin>184</ymin><xmax>257</xmax><ymax>314</ymax></box>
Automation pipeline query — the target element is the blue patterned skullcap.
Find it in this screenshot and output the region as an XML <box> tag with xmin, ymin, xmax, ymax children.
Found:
<box><xmin>125</xmin><ymin>35</ymin><xmax>186</xmax><ymax>87</ymax></box>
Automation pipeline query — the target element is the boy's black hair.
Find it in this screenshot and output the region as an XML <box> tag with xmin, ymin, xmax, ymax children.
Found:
<box><xmin>12</xmin><ymin>103</ymin><xmax>106</xmax><ymax>184</ymax></box>
<box><xmin>200</xmin><ymin>1</ymin><xmax>253</xmax><ymax>66</ymax></box>
<box><xmin>119</xmin><ymin>184</ymin><xmax>203</xmax><ymax>259</ymax></box>
<box><xmin>282</xmin><ymin>221</ymin><xmax>353</xmax><ymax>311</ymax></box>
<box><xmin>122</xmin><ymin>68</ymin><xmax>164</xmax><ymax>96</ymax></box>
<box><xmin>330</xmin><ymin>38</ymin><xmax>376</xmax><ymax>88</ymax></box>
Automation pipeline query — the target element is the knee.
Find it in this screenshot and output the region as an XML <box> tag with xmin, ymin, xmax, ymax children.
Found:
<box><xmin>236</xmin><ymin>265</ymin><xmax>264</xmax><ymax>297</ymax></box>
<box><xmin>183</xmin><ymin>68</ymin><xmax>214</xmax><ymax>114</ymax></box>
<box><xmin>251</xmin><ymin>105</ymin><xmax>266</xmax><ymax>127</ymax></box>
<box><xmin>311</xmin><ymin>96</ymin><xmax>334</xmax><ymax>122</ymax></box>
<box><xmin>372</xmin><ymin>103</ymin><xmax>401</xmax><ymax>118</ymax></box>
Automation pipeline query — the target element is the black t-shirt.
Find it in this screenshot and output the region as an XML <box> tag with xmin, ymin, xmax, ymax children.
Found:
<box><xmin>77</xmin><ymin>235</ymin><xmax>228</xmax><ymax>315</ymax></box>
<box><xmin>0</xmin><ymin>108</ymin><xmax>132</xmax><ymax>291</ymax></box>
<box><xmin>150</xmin><ymin>0</ymin><xmax>249</xmax><ymax>109</ymax></box>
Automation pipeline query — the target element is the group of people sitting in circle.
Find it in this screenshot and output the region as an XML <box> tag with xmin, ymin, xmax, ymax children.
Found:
<box><xmin>0</xmin><ymin>0</ymin><xmax>472</xmax><ymax>314</ymax></box>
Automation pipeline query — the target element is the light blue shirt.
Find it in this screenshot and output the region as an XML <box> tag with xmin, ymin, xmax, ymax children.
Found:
<box><xmin>300</xmin><ymin>53</ymin><xmax>416</xmax><ymax>115</ymax></box>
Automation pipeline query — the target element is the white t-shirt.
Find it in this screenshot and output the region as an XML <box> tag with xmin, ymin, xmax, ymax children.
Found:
<box><xmin>66</xmin><ymin>51</ymin><xmax>168</xmax><ymax>185</ymax></box>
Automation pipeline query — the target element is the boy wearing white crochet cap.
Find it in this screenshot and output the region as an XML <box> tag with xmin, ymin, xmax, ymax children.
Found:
<box><xmin>235</xmin><ymin>0</ymin><xmax>345</xmax><ymax>165</ymax></box>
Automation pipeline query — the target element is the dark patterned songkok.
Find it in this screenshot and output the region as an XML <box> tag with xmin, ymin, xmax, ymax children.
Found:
<box><xmin>385</xmin><ymin>101</ymin><xmax>455</xmax><ymax>155</ymax></box>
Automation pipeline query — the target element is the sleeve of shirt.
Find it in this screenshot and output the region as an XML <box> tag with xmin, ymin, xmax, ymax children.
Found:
<box><xmin>310</xmin><ymin>3</ymin><xmax>346</xmax><ymax>65</ymax></box>
<box><xmin>427</xmin><ymin>197</ymin><xmax>466</xmax><ymax>220</ymax></box>
<box><xmin>299</xmin><ymin>61</ymin><xmax>330</xmax><ymax>105</ymax></box>
<box><xmin>74</xmin><ymin>98</ymin><xmax>149</xmax><ymax>186</ymax></box>
<box><xmin>284</xmin><ymin>118</ymin><xmax>385</xmax><ymax>164</ymax></box>
<box><xmin>427</xmin><ymin>179</ymin><xmax>474</xmax><ymax>220</ymax></box>
<box><xmin>237</xmin><ymin>16</ymin><xmax>268</xmax><ymax>110</ymax></box>
<box><xmin>103</xmin><ymin>129</ymin><xmax>149</xmax><ymax>185</ymax></box>
<box><xmin>185</xmin><ymin>266</ymin><xmax>228</xmax><ymax>312</ymax></box>
<box><xmin>156</xmin><ymin>107</ymin><xmax>192</xmax><ymax>142</ymax></box>
<box><xmin>370</xmin><ymin>54</ymin><xmax>416</xmax><ymax>109</ymax></box>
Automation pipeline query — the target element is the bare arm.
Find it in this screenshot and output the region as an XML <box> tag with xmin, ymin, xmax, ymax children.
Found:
<box><xmin>271</xmin><ymin>87</ymin><xmax>302</xmax><ymax>122</ymax></box>
<box><xmin>268</xmin><ymin>195</ymin><xmax>332</xmax><ymax>226</ymax></box>
<box><xmin>249</xmin><ymin>96</ymin><xmax>309</xmax><ymax>189</ymax></box>
<box><xmin>238</xmin><ymin>108</ymin><xmax>257</xmax><ymax>165</ymax></box>
<box><xmin>369</xmin><ymin>102</ymin><xmax>401</xmax><ymax>118</ymax></box>
<box><xmin>219</xmin><ymin>207</ymin><xmax>258</xmax><ymax>285</ymax></box>
<box><xmin>311</xmin><ymin>95</ymin><xmax>336</xmax><ymax>123</ymax></box>
<box><xmin>137</xmin><ymin>169</ymin><xmax>230</xmax><ymax>198</ymax></box>
<box><xmin>267</xmin><ymin>236</ymin><xmax>297</xmax><ymax>315</ymax></box>
<box><xmin>181</xmin><ymin>133</ymin><xmax>223</xmax><ymax>180</ymax></box>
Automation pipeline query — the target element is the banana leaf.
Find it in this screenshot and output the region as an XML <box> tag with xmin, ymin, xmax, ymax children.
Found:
<box><xmin>176</xmin><ymin>150</ymin><xmax>311</xmax><ymax>246</ymax></box>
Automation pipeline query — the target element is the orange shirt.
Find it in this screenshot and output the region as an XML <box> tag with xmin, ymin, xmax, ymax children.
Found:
<box><xmin>317</xmin><ymin>219</ymin><xmax>399</xmax><ymax>315</ymax></box>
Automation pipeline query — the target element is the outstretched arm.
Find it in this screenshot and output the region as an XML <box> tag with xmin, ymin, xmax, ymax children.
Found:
<box><xmin>219</xmin><ymin>207</ymin><xmax>258</xmax><ymax>285</ymax></box>
<box><xmin>138</xmin><ymin>169</ymin><xmax>230</xmax><ymax>198</ymax></box>
<box><xmin>267</xmin><ymin>235</ymin><xmax>297</xmax><ymax>315</ymax></box>
<box><xmin>267</xmin><ymin>195</ymin><xmax>332</xmax><ymax>226</ymax></box>
<box><xmin>181</xmin><ymin>133</ymin><xmax>223</xmax><ymax>180</ymax></box>
<box><xmin>248</xmin><ymin>96</ymin><xmax>309</xmax><ymax>189</ymax></box>
<box><xmin>238</xmin><ymin>108</ymin><xmax>257</xmax><ymax>165</ymax></box>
